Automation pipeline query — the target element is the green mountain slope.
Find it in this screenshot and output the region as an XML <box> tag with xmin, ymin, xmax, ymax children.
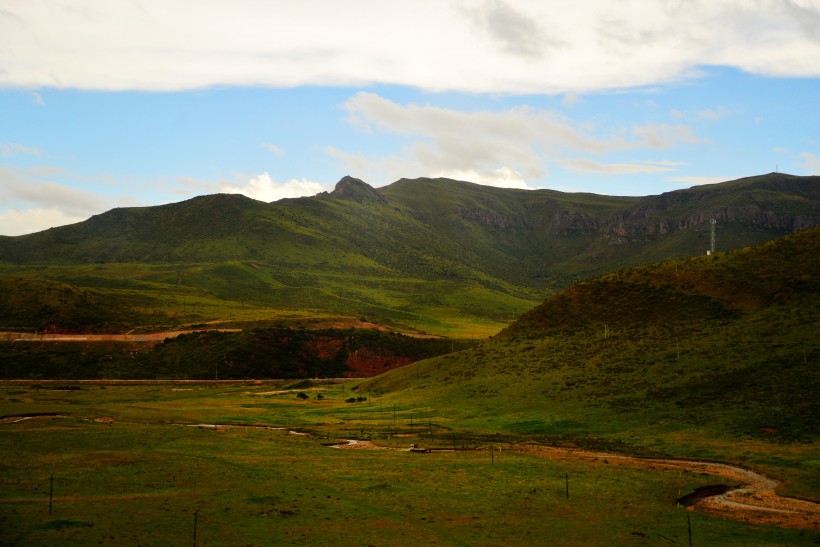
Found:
<box><xmin>0</xmin><ymin>173</ymin><xmax>817</xmax><ymax>334</ymax></box>
<box><xmin>359</xmin><ymin>227</ymin><xmax>820</xmax><ymax>497</ymax></box>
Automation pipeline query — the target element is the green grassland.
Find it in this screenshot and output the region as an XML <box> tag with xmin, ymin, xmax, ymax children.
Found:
<box><xmin>1</xmin><ymin>384</ymin><xmax>816</xmax><ymax>546</ymax></box>
<box><xmin>0</xmin><ymin>260</ymin><xmax>531</xmax><ymax>337</ymax></box>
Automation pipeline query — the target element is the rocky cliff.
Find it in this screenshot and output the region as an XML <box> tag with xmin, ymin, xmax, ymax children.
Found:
<box><xmin>455</xmin><ymin>174</ymin><xmax>820</xmax><ymax>245</ymax></box>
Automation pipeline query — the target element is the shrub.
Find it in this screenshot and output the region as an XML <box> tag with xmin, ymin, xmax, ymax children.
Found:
<box><xmin>296</xmin><ymin>392</ymin><xmax>309</xmax><ymax>400</ymax></box>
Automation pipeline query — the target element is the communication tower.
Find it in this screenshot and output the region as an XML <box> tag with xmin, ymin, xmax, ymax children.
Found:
<box><xmin>710</xmin><ymin>218</ymin><xmax>716</xmax><ymax>255</ymax></box>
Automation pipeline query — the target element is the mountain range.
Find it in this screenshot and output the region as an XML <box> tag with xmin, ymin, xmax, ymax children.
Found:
<box><xmin>0</xmin><ymin>172</ymin><xmax>818</xmax><ymax>334</ymax></box>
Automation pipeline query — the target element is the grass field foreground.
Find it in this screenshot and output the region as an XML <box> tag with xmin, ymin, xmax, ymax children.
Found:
<box><xmin>1</xmin><ymin>383</ymin><xmax>817</xmax><ymax>545</ymax></box>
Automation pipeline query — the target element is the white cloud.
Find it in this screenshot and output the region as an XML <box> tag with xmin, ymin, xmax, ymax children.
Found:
<box><xmin>221</xmin><ymin>172</ymin><xmax>325</xmax><ymax>202</ymax></box>
<box><xmin>0</xmin><ymin>142</ymin><xmax>42</xmax><ymax>157</ymax></box>
<box><xmin>697</xmin><ymin>106</ymin><xmax>735</xmax><ymax>121</ymax></box>
<box><xmin>335</xmin><ymin>92</ymin><xmax>701</xmax><ymax>185</ymax></box>
<box><xmin>29</xmin><ymin>91</ymin><xmax>45</xmax><ymax>105</ymax></box>
<box><xmin>630</xmin><ymin>123</ymin><xmax>707</xmax><ymax>148</ymax></box>
<box><xmin>768</xmin><ymin>148</ymin><xmax>820</xmax><ymax>175</ymax></box>
<box><xmin>561</xmin><ymin>158</ymin><xmax>675</xmax><ymax>175</ymax></box>
<box><xmin>459</xmin><ymin>0</ymin><xmax>560</xmax><ymax>59</ymax></box>
<box><xmin>669</xmin><ymin>176</ymin><xmax>730</xmax><ymax>186</ymax></box>
<box><xmin>261</xmin><ymin>143</ymin><xmax>284</xmax><ymax>156</ymax></box>
<box><xmin>1</xmin><ymin>1</ymin><xmax>818</xmax><ymax>93</ymax></box>
<box><xmin>0</xmin><ymin>208</ymin><xmax>88</xmax><ymax>236</ymax></box>
<box><xmin>0</xmin><ymin>166</ymin><xmax>104</xmax><ymax>216</ymax></box>
<box><xmin>0</xmin><ymin>165</ymin><xmax>144</xmax><ymax>235</ymax></box>
<box><xmin>325</xmin><ymin>147</ymin><xmax>421</xmax><ymax>186</ymax></box>
<box><xmin>433</xmin><ymin>167</ymin><xmax>532</xmax><ymax>189</ymax></box>
<box><xmin>800</xmin><ymin>152</ymin><xmax>820</xmax><ymax>174</ymax></box>
<box><xmin>637</xmin><ymin>159</ymin><xmax>687</xmax><ymax>167</ymax></box>
<box><xmin>561</xmin><ymin>92</ymin><xmax>583</xmax><ymax>107</ymax></box>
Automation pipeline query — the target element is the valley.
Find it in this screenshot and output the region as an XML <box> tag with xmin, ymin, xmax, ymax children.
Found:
<box><xmin>1</xmin><ymin>174</ymin><xmax>818</xmax><ymax>544</ymax></box>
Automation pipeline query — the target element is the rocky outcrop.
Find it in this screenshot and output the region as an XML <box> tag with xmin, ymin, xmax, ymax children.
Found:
<box><xmin>548</xmin><ymin>209</ymin><xmax>600</xmax><ymax>234</ymax></box>
<box><xmin>457</xmin><ymin>208</ymin><xmax>527</xmax><ymax>229</ymax></box>
<box><xmin>681</xmin><ymin>207</ymin><xmax>818</xmax><ymax>232</ymax></box>
<box><xmin>330</xmin><ymin>176</ymin><xmax>388</xmax><ymax>205</ymax></box>
<box><xmin>458</xmin><ymin>207</ymin><xmax>601</xmax><ymax>234</ymax></box>
<box><xmin>456</xmin><ymin>182</ymin><xmax>820</xmax><ymax>243</ymax></box>
<box><xmin>602</xmin><ymin>206</ymin><xmax>820</xmax><ymax>239</ymax></box>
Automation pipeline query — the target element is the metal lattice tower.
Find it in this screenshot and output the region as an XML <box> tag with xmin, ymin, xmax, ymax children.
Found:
<box><xmin>710</xmin><ymin>219</ymin><xmax>716</xmax><ymax>254</ymax></box>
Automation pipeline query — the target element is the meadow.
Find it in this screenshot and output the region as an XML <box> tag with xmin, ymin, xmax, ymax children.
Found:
<box><xmin>0</xmin><ymin>262</ymin><xmax>526</xmax><ymax>338</ymax></box>
<box><xmin>1</xmin><ymin>382</ymin><xmax>817</xmax><ymax>545</ymax></box>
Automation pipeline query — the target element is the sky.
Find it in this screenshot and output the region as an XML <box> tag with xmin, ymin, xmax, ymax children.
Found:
<box><xmin>1</xmin><ymin>1</ymin><xmax>819</xmax><ymax>236</ymax></box>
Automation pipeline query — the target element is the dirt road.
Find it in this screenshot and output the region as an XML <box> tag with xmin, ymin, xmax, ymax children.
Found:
<box><xmin>335</xmin><ymin>439</ymin><xmax>820</xmax><ymax>530</ymax></box>
<box><xmin>4</xmin><ymin>414</ymin><xmax>817</xmax><ymax>530</ymax></box>
<box><xmin>519</xmin><ymin>445</ymin><xmax>820</xmax><ymax>530</ymax></box>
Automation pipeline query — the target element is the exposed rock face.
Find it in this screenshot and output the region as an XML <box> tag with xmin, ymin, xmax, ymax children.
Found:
<box><xmin>331</xmin><ymin>176</ymin><xmax>388</xmax><ymax>205</ymax></box>
<box><xmin>457</xmin><ymin>208</ymin><xmax>527</xmax><ymax>229</ymax></box>
<box><xmin>681</xmin><ymin>207</ymin><xmax>817</xmax><ymax>232</ymax></box>
<box><xmin>457</xmin><ymin>207</ymin><xmax>601</xmax><ymax>233</ymax></box>
<box><xmin>455</xmin><ymin>175</ymin><xmax>820</xmax><ymax>244</ymax></box>
<box><xmin>459</xmin><ymin>203</ymin><xmax>819</xmax><ymax>238</ymax></box>
<box><xmin>602</xmin><ymin>206</ymin><xmax>820</xmax><ymax>238</ymax></box>
<box><xmin>549</xmin><ymin>209</ymin><xmax>600</xmax><ymax>234</ymax></box>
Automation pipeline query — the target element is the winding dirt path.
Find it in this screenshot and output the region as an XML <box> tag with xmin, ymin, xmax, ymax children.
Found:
<box><xmin>518</xmin><ymin>445</ymin><xmax>820</xmax><ymax>530</ymax></box>
<box><xmin>4</xmin><ymin>414</ymin><xmax>818</xmax><ymax>530</ymax></box>
<box><xmin>332</xmin><ymin>439</ymin><xmax>819</xmax><ymax>530</ymax></box>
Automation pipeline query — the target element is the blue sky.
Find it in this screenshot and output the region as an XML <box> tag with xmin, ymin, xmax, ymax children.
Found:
<box><xmin>1</xmin><ymin>1</ymin><xmax>819</xmax><ymax>235</ymax></box>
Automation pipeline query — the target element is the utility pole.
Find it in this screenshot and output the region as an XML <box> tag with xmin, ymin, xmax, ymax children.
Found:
<box><xmin>710</xmin><ymin>219</ymin><xmax>717</xmax><ymax>255</ymax></box>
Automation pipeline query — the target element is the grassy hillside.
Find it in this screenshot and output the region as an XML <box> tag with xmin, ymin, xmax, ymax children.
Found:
<box><xmin>0</xmin><ymin>173</ymin><xmax>817</xmax><ymax>335</ymax></box>
<box><xmin>356</xmin><ymin>227</ymin><xmax>820</xmax><ymax>498</ymax></box>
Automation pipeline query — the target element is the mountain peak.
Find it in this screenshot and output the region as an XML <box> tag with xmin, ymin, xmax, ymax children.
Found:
<box><xmin>331</xmin><ymin>176</ymin><xmax>388</xmax><ymax>205</ymax></box>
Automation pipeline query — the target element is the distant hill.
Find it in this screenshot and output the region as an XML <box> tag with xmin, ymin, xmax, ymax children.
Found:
<box><xmin>505</xmin><ymin>223</ymin><xmax>820</xmax><ymax>336</ymax></box>
<box><xmin>360</xmin><ymin>227</ymin><xmax>820</xmax><ymax>496</ymax></box>
<box><xmin>0</xmin><ymin>173</ymin><xmax>817</xmax><ymax>334</ymax></box>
